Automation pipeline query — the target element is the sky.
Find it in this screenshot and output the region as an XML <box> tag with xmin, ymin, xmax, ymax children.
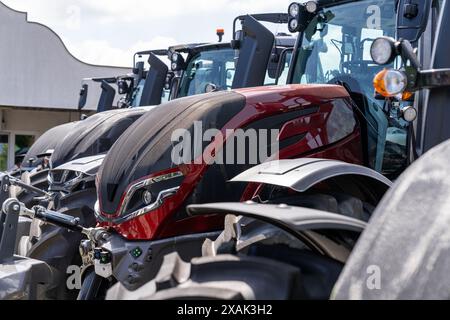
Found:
<box><xmin>2</xmin><ymin>0</ymin><xmax>293</xmax><ymax>67</ymax></box>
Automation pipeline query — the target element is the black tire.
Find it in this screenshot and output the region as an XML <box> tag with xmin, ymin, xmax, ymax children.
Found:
<box><xmin>267</xmin><ymin>191</ymin><xmax>374</xmax><ymax>222</ymax></box>
<box><xmin>17</xmin><ymin>169</ymin><xmax>50</xmax><ymax>208</ymax></box>
<box><xmin>127</xmin><ymin>241</ymin><xmax>347</xmax><ymax>300</ymax></box>
<box><xmin>22</xmin><ymin>188</ymin><xmax>97</xmax><ymax>299</ymax></box>
<box><xmin>146</xmin><ymin>252</ymin><xmax>305</xmax><ymax>300</ymax></box>
<box><xmin>13</xmin><ymin>170</ymin><xmax>51</xmax><ymax>250</ymax></box>
<box><xmin>77</xmin><ymin>268</ymin><xmax>110</xmax><ymax>300</ymax></box>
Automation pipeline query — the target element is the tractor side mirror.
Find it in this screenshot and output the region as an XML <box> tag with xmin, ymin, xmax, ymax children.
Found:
<box><xmin>117</xmin><ymin>79</ymin><xmax>130</xmax><ymax>95</ymax></box>
<box><xmin>165</xmin><ymin>72</ymin><xmax>175</xmax><ymax>90</ymax></box>
<box><xmin>78</xmin><ymin>84</ymin><xmax>88</xmax><ymax>110</ymax></box>
<box><xmin>267</xmin><ymin>49</ymin><xmax>281</xmax><ymax>79</ymax></box>
<box><xmin>169</xmin><ymin>76</ymin><xmax>181</xmax><ymax>100</ymax></box>
<box><xmin>231</xmin><ymin>29</ymin><xmax>244</xmax><ymax>49</ymax></box>
<box><xmin>133</xmin><ymin>61</ymin><xmax>145</xmax><ymax>79</ymax></box>
<box><xmin>274</xmin><ymin>48</ymin><xmax>293</xmax><ymax>85</ymax></box>
<box><xmin>396</xmin><ymin>0</ymin><xmax>432</xmax><ymax>43</ymax></box>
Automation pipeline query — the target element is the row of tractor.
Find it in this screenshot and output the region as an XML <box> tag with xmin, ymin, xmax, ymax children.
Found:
<box><xmin>1</xmin><ymin>0</ymin><xmax>450</xmax><ymax>300</ymax></box>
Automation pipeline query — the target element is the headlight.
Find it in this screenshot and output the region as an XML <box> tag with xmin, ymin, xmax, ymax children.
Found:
<box><xmin>401</xmin><ymin>106</ymin><xmax>417</xmax><ymax>122</ymax></box>
<box><xmin>99</xmin><ymin>169</ymin><xmax>184</xmax><ymax>224</ymax></box>
<box><xmin>171</xmin><ymin>52</ymin><xmax>179</xmax><ymax>63</ymax></box>
<box><xmin>142</xmin><ymin>190</ymin><xmax>153</xmax><ymax>205</ymax></box>
<box><xmin>370</xmin><ymin>37</ymin><xmax>397</xmax><ymax>65</ymax></box>
<box><xmin>373</xmin><ymin>69</ymin><xmax>408</xmax><ymax>97</ymax></box>
<box><xmin>288</xmin><ymin>18</ymin><xmax>299</xmax><ymax>33</ymax></box>
<box><xmin>305</xmin><ymin>1</ymin><xmax>318</xmax><ymax>13</ymax></box>
<box><xmin>170</xmin><ymin>52</ymin><xmax>185</xmax><ymax>71</ymax></box>
<box><xmin>288</xmin><ymin>2</ymin><xmax>300</xmax><ymax>17</ymax></box>
<box><xmin>287</xmin><ymin>1</ymin><xmax>318</xmax><ymax>33</ymax></box>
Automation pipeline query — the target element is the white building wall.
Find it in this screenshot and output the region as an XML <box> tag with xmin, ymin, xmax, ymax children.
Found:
<box><xmin>0</xmin><ymin>1</ymin><xmax>131</xmax><ymax>110</ymax></box>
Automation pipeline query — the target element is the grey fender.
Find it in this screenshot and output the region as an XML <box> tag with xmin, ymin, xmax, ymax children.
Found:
<box><xmin>333</xmin><ymin>139</ymin><xmax>450</xmax><ymax>300</ymax></box>
<box><xmin>187</xmin><ymin>202</ymin><xmax>366</xmax><ymax>260</ymax></box>
<box><xmin>52</xmin><ymin>154</ymin><xmax>105</xmax><ymax>176</ymax></box>
<box><xmin>231</xmin><ymin>158</ymin><xmax>392</xmax><ymax>205</ymax></box>
<box><xmin>188</xmin><ymin>202</ymin><xmax>366</xmax><ymax>234</ymax></box>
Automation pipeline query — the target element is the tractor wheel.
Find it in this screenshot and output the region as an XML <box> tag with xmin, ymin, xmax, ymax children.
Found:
<box><xmin>18</xmin><ymin>188</ymin><xmax>97</xmax><ymax>300</ymax></box>
<box><xmin>136</xmin><ymin>192</ymin><xmax>369</xmax><ymax>301</ymax></box>
<box><xmin>130</xmin><ymin>240</ymin><xmax>346</xmax><ymax>300</ymax></box>
<box><xmin>139</xmin><ymin>252</ymin><xmax>305</xmax><ymax>300</ymax></box>
<box><xmin>77</xmin><ymin>267</ymin><xmax>111</xmax><ymax>300</ymax></box>
<box><xmin>268</xmin><ymin>191</ymin><xmax>373</xmax><ymax>222</ymax></box>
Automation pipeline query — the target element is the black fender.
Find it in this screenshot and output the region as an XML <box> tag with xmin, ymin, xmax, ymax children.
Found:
<box><xmin>187</xmin><ymin>202</ymin><xmax>366</xmax><ymax>259</ymax></box>
<box><xmin>231</xmin><ymin>158</ymin><xmax>392</xmax><ymax>206</ymax></box>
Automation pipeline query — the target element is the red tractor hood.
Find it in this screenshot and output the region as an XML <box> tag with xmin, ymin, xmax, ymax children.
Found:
<box><xmin>96</xmin><ymin>84</ymin><xmax>361</xmax><ymax>240</ymax></box>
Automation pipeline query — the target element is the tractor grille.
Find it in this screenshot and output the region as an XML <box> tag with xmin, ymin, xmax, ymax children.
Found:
<box><xmin>49</xmin><ymin>170</ymin><xmax>78</xmax><ymax>184</ymax></box>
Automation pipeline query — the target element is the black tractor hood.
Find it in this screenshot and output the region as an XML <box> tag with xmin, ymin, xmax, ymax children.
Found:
<box><xmin>50</xmin><ymin>108</ymin><xmax>150</xmax><ymax>168</ymax></box>
<box><xmin>98</xmin><ymin>91</ymin><xmax>246</xmax><ymax>215</ymax></box>
<box><xmin>22</xmin><ymin>122</ymin><xmax>78</xmax><ymax>168</ymax></box>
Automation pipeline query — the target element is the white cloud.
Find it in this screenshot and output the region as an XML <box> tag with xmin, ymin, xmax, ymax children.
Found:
<box><xmin>66</xmin><ymin>37</ymin><xmax>177</xmax><ymax>66</ymax></box>
<box><xmin>78</xmin><ymin>0</ymin><xmax>286</xmax><ymax>21</ymax></box>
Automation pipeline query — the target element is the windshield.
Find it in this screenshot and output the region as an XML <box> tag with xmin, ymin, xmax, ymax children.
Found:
<box><xmin>177</xmin><ymin>48</ymin><xmax>236</xmax><ymax>98</ymax></box>
<box><xmin>291</xmin><ymin>0</ymin><xmax>407</xmax><ymax>177</ymax></box>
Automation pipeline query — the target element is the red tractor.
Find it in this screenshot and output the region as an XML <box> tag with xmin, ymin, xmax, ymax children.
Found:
<box><xmin>80</xmin><ymin>0</ymin><xmax>401</xmax><ymax>298</ymax></box>
<box><xmin>1</xmin><ymin>0</ymin><xmax>445</xmax><ymax>300</ymax></box>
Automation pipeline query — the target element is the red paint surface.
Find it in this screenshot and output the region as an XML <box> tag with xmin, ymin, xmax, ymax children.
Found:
<box><xmin>98</xmin><ymin>84</ymin><xmax>363</xmax><ymax>240</ymax></box>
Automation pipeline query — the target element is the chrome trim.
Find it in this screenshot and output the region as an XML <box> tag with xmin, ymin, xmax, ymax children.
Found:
<box><xmin>116</xmin><ymin>186</ymin><xmax>180</xmax><ymax>224</ymax></box>
<box><xmin>96</xmin><ymin>170</ymin><xmax>183</xmax><ymax>224</ymax></box>
<box><xmin>95</xmin><ymin>186</ymin><xmax>180</xmax><ymax>224</ymax></box>
<box><xmin>118</xmin><ymin>170</ymin><xmax>183</xmax><ymax>217</ymax></box>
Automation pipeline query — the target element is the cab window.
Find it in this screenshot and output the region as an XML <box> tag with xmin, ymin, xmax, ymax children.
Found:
<box><xmin>178</xmin><ymin>48</ymin><xmax>236</xmax><ymax>97</ymax></box>
<box><xmin>291</xmin><ymin>0</ymin><xmax>408</xmax><ymax>177</ymax></box>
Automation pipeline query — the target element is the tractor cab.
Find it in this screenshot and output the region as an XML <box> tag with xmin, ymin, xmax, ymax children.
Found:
<box><xmin>77</xmin><ymin>49</ymin><xmax>170</xmax><ymax>112</ymax></box>
<box><xmin>286</xmin><ymin>0</ymin><xmax>410</xmax><ymax>178</ymax></box>
<box><xmin>169</xmin><ymin>13</ymin><xmax>296</xmax><ymax>99</ymax></box>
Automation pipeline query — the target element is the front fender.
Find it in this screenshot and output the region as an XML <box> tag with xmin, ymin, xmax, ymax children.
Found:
<box><xmin>231</xmin><ymin>158</ymin><xmax>392</xmax><ymax>205</ymax></box>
